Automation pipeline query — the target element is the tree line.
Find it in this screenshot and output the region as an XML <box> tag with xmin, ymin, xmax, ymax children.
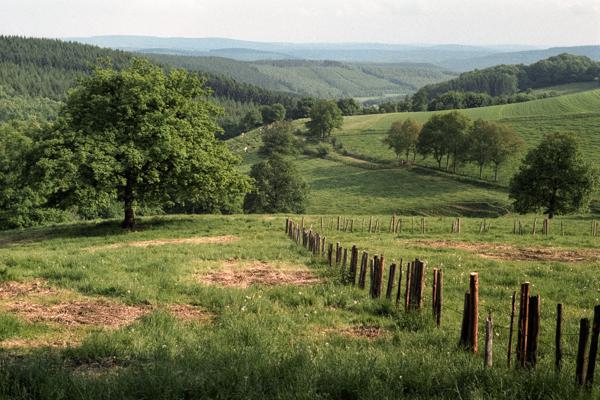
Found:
<box><xmin>383</xmin><ymin>112</ymin><xmax>525</xmax><ymax>181</ymax></box>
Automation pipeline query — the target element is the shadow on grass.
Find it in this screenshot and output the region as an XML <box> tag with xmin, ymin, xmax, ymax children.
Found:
<box><xmin>0</xmin><ymin>216</ymin><xmax>200</xmax><ymax>247</ymax></box>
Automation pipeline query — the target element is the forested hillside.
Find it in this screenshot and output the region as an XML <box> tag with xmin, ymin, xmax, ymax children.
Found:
<box><xmin>146</xmin><ymin>54</ymin><xmax>457</xmax><ymax>98</ymax></box>
<box><xmin>0</xmin><ymin>36</ymin><xmax>302</xmax><ymax>136</ymax></box>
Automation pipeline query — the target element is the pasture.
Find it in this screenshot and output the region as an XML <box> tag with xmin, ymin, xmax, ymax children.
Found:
<box><xmin>0</xmin><ymin>214</ymin><xmax>599</xmax><ymax>399</ymax></box>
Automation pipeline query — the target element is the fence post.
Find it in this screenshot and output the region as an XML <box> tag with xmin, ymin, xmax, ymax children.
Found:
<box><xmin>556</xmin><ymin>303</ymin><xmax>563</xmax><ymax>372</ymax></box>
<box><xmin>508</xmin><ymin>291</ymin><xmax>516</xmax><ymax>367</ymax></box>
<box><xmin>526</xmin><ymin>295</ymin><xmax>541</xmax><ymax>367</ymax></box>
<box><xmin>386</xmin><ymin>263</ymin><xmax>396</xmax><ymax>300</ymax></box>
<box><xmin>358</xmin><ymin>252</ymin><xmax>368</xmax><ymax>289</ymax></box>
<box><xmin>432</xmin><ymin>268</ymin><xmax>438</xmax><ymax>316</ymax></box>
<box><xmin>436</xmin><ymin>269</ymin><xmax>443</xmax><ymax>327</ymax></box>
<box><xmin>404</xmin><ymin>262</ymin><xmax>412</xmax><ymax>311</ymax></box>
<box><xmin>517</xmin><ymin>282</ymin><xmax>531</xmax><ymax>367</ymax></box>
<box><xmin>396</xmin><ymin>261</ymin><xmax>403</xmax><ymax>305</ymax></box>
<box><xmin>468</xmin><ymin>272</ymin><xmax>479</xmax><ymax>353</ymax></box>
<box><xmin>586</xmin><ymin>305</ymin><xmax>600</xmax><ymax>386</ymax></box>
<box><xmin>349</xmin><ymin>246</ymin><xmax>358</xmax><ymax>285</ymax></box>
<box><xmin>577</xmin><ymin>318</ymin><xmax>591</xmax><ymax>386</ymax></box>
<box><xmin>485</xmin><ymin>313</ymin><xmax>493</xmax><ymax>368</ymax></box>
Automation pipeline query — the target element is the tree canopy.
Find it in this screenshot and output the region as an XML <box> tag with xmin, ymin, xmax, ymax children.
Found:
<box><xmin>243</xmin><ymin>155</ymin><xmax>308</xmax><ymax>214</ymax></box>
<box><xmin>26</xmin><ymin>58</ymin><xmax>250</xmax><ymax>228</ymax></box>
<box><xmin>383</xmin><ymin>119</ymin><xmax>421</xmax><ymax>161</ymax></box>
<box><xmin>258</xmin><ymin>121</ymin><xmax>298</xmax><ymax>157</ymax></box>
<box><xmin>509</xmin><ymin>132</ymin><xmax>598</xmax><ymax>218</ymax></box>
<box><xmin>305</xmin><ymin>100</ymin><xmax>343</xmax><ymax>141</ymax></box>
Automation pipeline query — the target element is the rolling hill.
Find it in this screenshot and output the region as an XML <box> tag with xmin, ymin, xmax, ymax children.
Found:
<box><xmin>145</xmin><ymin>54</ymin><xmax>457</xmax><ymax>99</ymax></box>
<box><xmin>229</xmin><ymin>86</ymin><xmax>600</xmax><ymax>216</ymax></box>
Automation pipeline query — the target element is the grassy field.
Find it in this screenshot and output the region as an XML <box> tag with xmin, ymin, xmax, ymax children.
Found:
<box><xmin>0</xmin><ymin>214</ymin><xmax>599</xmax><ymax>399</ymax></box>
<box><xmin>335</xmin><ymin>88</ymin><xmax>600</xmax><ymax>184</ymax></box>
<box><xmin>228</xmin><ymin>88</ymin><xmax>600</xmax><ymax>217</ymax></box>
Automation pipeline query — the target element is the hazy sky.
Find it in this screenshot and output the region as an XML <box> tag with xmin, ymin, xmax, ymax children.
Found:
<box><xmin>1</xmin><ymin>0</ymin><xmax>599</xmax><ymax>46</ymax></box>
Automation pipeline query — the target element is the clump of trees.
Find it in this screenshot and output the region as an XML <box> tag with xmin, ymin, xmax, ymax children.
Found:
<box><xmin>306</xmin><ymin>100</ymin><xmax>343</xmax><ymax>141</ymax></box>
<box><xmin>509</xmin><ymin>132</ymin><xmax>598</xmax><ymax>218</ymax></box>
<box><xmin>383</xmin><ymin>118</ymin><xmax>421</xmax><ymax>161</ymax></box>
<box><xmin>384</xmin><ymin>111</ymin><xmax>524</xmax><ymax>181</ymax></box>
<box><xmin>258</xmin><ymin>121</ymin><xmax>299</xmax><ymax>157</ymax></box>
<box><xmin>0</xmin><ymin>59</ymin><xmax>251</xmax><ymax>229</ymax></box>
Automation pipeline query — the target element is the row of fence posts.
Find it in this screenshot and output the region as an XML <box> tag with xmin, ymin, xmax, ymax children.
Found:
<box><xmin>315</xmin><ymin>215</ymin><xmax>599</xmax><ymax>237</ymax></box>
<box><xmin>286</xmin><ymin>218</ymin><xmax>435</xmax><ymax>319</ymax></box>
<box><xmin>285</xmin><ymin>217</ymin><xmax>600</xmax><ymax>386</ymax></box>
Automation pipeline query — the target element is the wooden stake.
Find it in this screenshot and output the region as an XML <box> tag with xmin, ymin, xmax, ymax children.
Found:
<box><xmin>404</xmin><ymin>262</ymin><xmax>412</xmax><ymax>311</ymax></box>
<box><xmin>517</xmin><ymin>282</ymin><xmax>531</xmax><ymax>367</ymax></box>
<box><xmin>436</xmin><ymin>269</ymin><xmax>443</xmax><ymax>327</ymax></box>
<box><xmin>556</xmin><ymin>303</ymin><xmax>563</xmax><ymax>372</ymax></box>
<box><xmin>485</xmin><ymin>313</ymin><xmax>493</xmax><ymax>368</ymax></box>
<box><xmin>586</xmin><ymin>305</ymin><xmax>600</xmax><ymax>386</ymax></box>
<box><xmin>508</xmin><ymin>291</ymin><xmax>516</xmax><ymax>367</ymax></box>
<box><xmin>577</xmin><ymin>318</ymin><xmax>591</xmax><ymax>386</ymax></box>
<box><xmin>386</xmin><ymin>263</ymin><xmax>396</xmax><ymax>300</ymax></box>
<box><xmin>526</xmin><ymin>295</ymin><xmax>540</xmax><ymax>367</ymax></box>
<box><xmin>468</xmin><ymin>272</ymin><xmax>479</xmax><ymax>353</ymax></box>
<box><xmin>396</xmin><ymin>261</ymin><xmax>403</xmax><ymax>305</ymax></box>
<box><xmin>358</xmin><ymin>252</ymin><xmax>368</xmax><ymax>289</ymax></box>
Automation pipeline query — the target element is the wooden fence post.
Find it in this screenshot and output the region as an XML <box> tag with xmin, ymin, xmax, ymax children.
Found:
<box><xmin>386</xmin><ymin>263</ymin><xmax>396</xmax><ymax>300</ymax></box>
<box><xmin>434</xmin><ymin>269</ymin><xmax>443</xmax><ymax>327</ymax></box>
<box><xmin>396</xmin><ymin>261</ymin><xmax>403</xmax><ymax>305</ymax></box>
<box><xmin>358</xmin><ymin>252</ymin><xmax>368</xmax><ymax>289</ymax></box>
<box><xmin>526</xmin><ymin>295</ymin><xmax>541</xmax><ymax>367</ymax></box>
<box><xmin>404</xmin><ymin>262</ymin><xmax>412</xmax><ymax>311</ymax></box>
<box><xmin>327</xmin><ymin>243</ymin><xmax>333</xmax><ymax>267</ymax></box>
<box><xmin>586</xmin><ymin>305</ymin><xmax>600</xmax><ymax>386</ymax></box>
<box><xmin>517</xmin><ymin>282</ymin><xmax>531</xmax><ymax>367</ymax></box>
<box><xmin>459</xmin><ymin>292</ymin><xmax>470</xmax><ymax>348</ymax></box>
<box><xmin>577</xmin><ymin>318</ymin><xmax>591</xmax><ymax>386</ymax></box>
<box><xmin>556</xmin><ymin>303</ymin><xmax>563</xmax><ymax>372</ymax></box>
<box><xmin>432</xmin><ymin>268</ymin><xmax>439</xmax><ymax>316</ymax></box>
<box><xmin>349</xmin><ymin>245</ymin><xmax>358</xmax><ymax>285</ymax></box>
<box><xmin>508</xmin><ymin>291</ymin><xmax>516</xmax><ymax>367</ymax></box>
<box><xmin>468</xmin><ymin>272</ymin><xmax>479</xmax><ymax>353</ymax></box>
<box><xmin>485</xmin><ymin>313</ymin><xmax>493</xmax><ymax>368</ymax></box>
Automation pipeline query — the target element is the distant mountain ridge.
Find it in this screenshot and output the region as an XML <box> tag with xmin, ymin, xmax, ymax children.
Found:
<box><xmin>68</xmin><ymin>35</ymin><xmax>599</xmax><ymax>71</ymax></box>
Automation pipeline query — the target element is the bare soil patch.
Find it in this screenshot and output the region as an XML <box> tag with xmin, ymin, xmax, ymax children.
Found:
<box><xmin>0</xmin><ymin>280</ymin><xmax>60</xmax><ymax>299</ymax></box>
<box><xmin>6</xmin><ymin>300</ymin><xmax>150</xmax><ymax>328</ymax></box>
<box><xmin>198</xmin><ymin>260</ymin><xmax>320</xmax><ymax>288</ymax></box>
<box><xmin>86</xmin><ymin>235</ymin><xmax>239</xmax><ymax>252</ymax></box>
<box><xmin>323</xmin><ymin>325</ymin><xmax>386</xmax><ymax>340</ymax></box>
<box><xmin>411</xmin><ymin>240</ymin><xmax>597</xmax><ymax>262</ymax></box>
<box><xmin>165</xmin><ymin>304</ymin><xmax>213</xmax><ymax>322</ymax></box>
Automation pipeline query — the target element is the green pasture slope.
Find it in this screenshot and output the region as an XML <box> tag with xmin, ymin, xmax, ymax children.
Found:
<box><xmin>0</xmin><ymin>214</ymin><xmax>599</xmax><ymax>398</ymax></box>
<box><xmin>230</xmin><ymin>87</ymin><xmax>600</xmax><ymax>217</ymax></box>
<box><xmin>336</xmin><ymin>87</ymin><xmax>600</xmax><ymax>183</ymax></box>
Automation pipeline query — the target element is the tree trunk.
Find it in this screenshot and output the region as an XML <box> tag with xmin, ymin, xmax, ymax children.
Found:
<box><xmin>445</xmin><ymin>154</ymin><xmax>450</xmax><ymax>170</ymax></box>
<box><xmin>122</xmin><ymin>176</ymin><xmax>135</xmax><ymax>229</ymax></box>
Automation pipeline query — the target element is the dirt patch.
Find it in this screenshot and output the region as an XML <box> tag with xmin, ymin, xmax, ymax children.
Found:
<box><xmin>411</xmin><ymin>240</ymin><xmax>597</xmax><ymax>262</ymax></box>
<box><xmin>166</xmin><ymin>304</ymin><xmax>213</xmax><ymax>322</ymax></box>
<box><xmin>198</xmin><ymin>260</ymin><xmax>321</xmax><ymax>288</ymax></box>
<box><xmin>0</xmin><ymin>280</ymin><xmax>60</xmax><ymax>299</ymax></box>
<box><xmin>86</xmin><ymin>235</ymin><xmax>239</xmax><ymax>252</ymax></box>
<box><xmin>6</xmin><ymin>300</ymin><xmax>150</xmax><ymax>328</ymax></box>
<box><xmin>323</xmin><ymin>325</ymin><xmax>386</xmax><ymax>340</ymax></box>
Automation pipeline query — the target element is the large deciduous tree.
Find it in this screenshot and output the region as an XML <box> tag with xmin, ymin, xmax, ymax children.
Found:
<box><xmin>417</xmin><ymin>111</ymin><xmax>471</xmax><ymax>171</ymax></box>
<box><xmin>243</xmin><ymin>155</ymin><xmax>307</xmax><ymax>214</ymax></box>
<box><xmin>306</xmin><ymin>100</ymin><xmax>343</xmax><ymax>141</ymax></box>
<box><xmin>509</xmin><ymin>132</ymin><xmax>598</xmax><ymax>218</ymax></box>
<box><xmin>28</xmin><ymin>58</ymin><xmax>250</xmax><ymax>228</ymax></box>
<box><xmin>383</xmin><ymin>119</ymin><xmax>421</xmax><ymax>161</ymax></box>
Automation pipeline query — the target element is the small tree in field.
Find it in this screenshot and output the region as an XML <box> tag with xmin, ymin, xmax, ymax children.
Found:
<box><xmin>469</xmin><ymin>120</ymin><xmax>524</xmax><ymax>179</ymax></box>
<box><xmin>509</xmin><ymin>132</ymin><xmax>598</xmax><ymax>218</ymax></box>
<box><xmin>306</xmin><ymin>100</ymin><xmax>343</xmax><ymax>141</ymax></box>
<box><xmin>243</xmin><ymin>155</ymin><xmax>308</xmax><ymax>213</ymax></box>
<box><xmin>27</xmin><ymin>59</ymin><xmax>250</xmax><ymax>229</ymax></box>
<box><xmin>258</xmin><ymin>121</ymin><xmax>298</xmax><ymax>156</ymax></box>
<box><xmin>261</xmin><ymin>103</ymin><xmax>286</xmax><ymax>125</ymax></box>
<box><xmin>418</xmin><ymin>112</ymin><xmax>470</xmax><ymax>170</ymax></box>
<box><xmin>383</xmin><ymin>119</ymin><xmax>421</xmax><ymax>161</ymax></box>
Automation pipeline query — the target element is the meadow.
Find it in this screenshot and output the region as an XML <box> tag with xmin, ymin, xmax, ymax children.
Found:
<box><xmin>335</xmin><ymin>87</ymin><xmax>600</xmax><ymax>184</ymax></box>
<box><xmin>0</xmin><ymin>214</ymin><xmax>599</xmax><ymax>399</ymax></box>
